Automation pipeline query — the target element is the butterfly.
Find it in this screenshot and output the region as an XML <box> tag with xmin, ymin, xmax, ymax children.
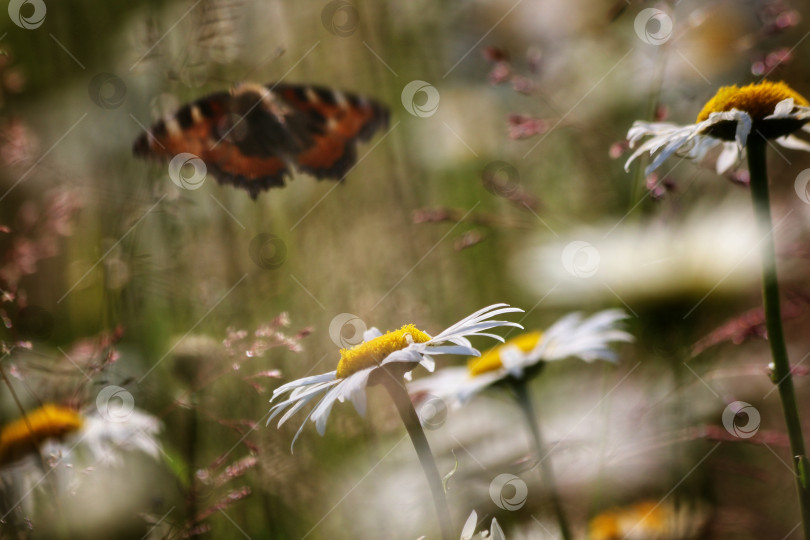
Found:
<box><xmin>133</xmin><ymin>82</ymin><xmax>389</xmax><ymax>199</ymax></box>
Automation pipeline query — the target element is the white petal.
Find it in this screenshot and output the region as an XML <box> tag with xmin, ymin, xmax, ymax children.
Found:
<box><xmin>641</xmin><ymin>130</ymin><xmax>695</xmax><ymax>175</ymax></box>
<box><xmin>269</xmin><ymin>380</ymin><xmax>339</xmax><ymax>426</ymax></box>
<box><xmin>381</xmin><ymin>346</ymin><xmax>423</xmax><ymax>366</ymax></box>
<box><xmin>310</xmin><ymin>383</ymin><xmax>347</xmax><ymax>436</ymax></box>
<box><xmin>715</xmin><ymin>143</ymin><xmax>739</xmax><ymax>174</ymax></box>
<box><xmin>461</xmin><ymin>511</ymin><xmax>477</xmax><ymax>540</ymax></box>
<box><xmin>420</xmin><ymin>354</ymin><xmax>435</xmax><ymax>372</ymax></box>
<box><xmin>531</xmin><ymin>309</ymin><xmax>633</xmax><ymax>364</ymax></box>
<box><xmin>734</xmin><ymin>112</ymin><xmax>751</xmax><ymax>148</ymax></box>
<box><xmin>424</xmin><ymin>345</ymin><xmax>478</xmax><ymax>356</ymax></box>
<box><xmin>776</xmin><ymin>134</ymin><xmax>810</xmax><ymax>152</ymax></box>
<box><xmin>363</xmin><ymin>327</ymin><xmax>384</xmax><ymax>341</ymax></box>
<box><xmin>771</xmin><ymin>98</ymin><xmax>795</xmax><ymax>117</ymax></box>
<box><xmin>271</xmin><ymin>371</ymin><xmax>337</xmax><ymax>401</ymax></box>
<box><xmin>489</xmin><ymin>519</ymin><xmax>505</xmax><ymax>540</ymax></box>
<box><xmin>430</xmin><ymin>304</ymin><xmax>523</xmax><ymax>343</ymax></box>
<box><xmin>342</xmin><ymin>368</ymin><xmax>375</xmax><ymax>417</ymax></box>
<box><xmin>500</xmin><ymin>345</ymin><xmax>526</xmax><ymax>377</ymax></box>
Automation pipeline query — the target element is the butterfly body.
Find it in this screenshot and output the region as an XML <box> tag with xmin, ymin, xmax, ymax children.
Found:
<box><xmin>133</xmin><ymin>82</ymin><xmax>389</xmax><ymax>198</ymax></box>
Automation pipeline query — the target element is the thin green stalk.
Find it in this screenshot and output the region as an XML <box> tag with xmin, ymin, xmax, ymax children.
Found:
<box><xmin>382</xmin><ymin>377</ymin><xmax>453</xmax><ymax>540</ymax></box>
<box><xmin>512</xmin><ymin>379</ymin><xmax>573</xmax><ymax>540</ymax></box>
<box><xmin>747</xmin><ymin>133</ymin><xmax>810</xmax><ymax>538</ymax></box>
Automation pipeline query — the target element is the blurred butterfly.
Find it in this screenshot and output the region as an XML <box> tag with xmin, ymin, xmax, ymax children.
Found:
<box><xmin>133</xmin><ymin>82</ymin><xmax>389</xmax><ymax>199</ymax></box>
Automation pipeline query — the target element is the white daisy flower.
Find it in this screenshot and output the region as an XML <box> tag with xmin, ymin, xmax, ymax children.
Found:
<box><xmin>0</xmin><ymin>403</ymin><xmax>162</xmax><ymax>523</ymax></box>
<box><xmin>408</xmin><ymin>309</ymin><xmax>633</xmax><ymax>405</ymax></box>
<box><xmin>268</xmin><ymin>304</ymin><xmax>523</xmax><ymax>450</ymax></box>
<box><xmin>0</xmin><ymin>403</ymin><xmax>162</xmax><ymax>468</ymax></box>
<box><xmin>624</xmin><ymin>80</ymin><xmax>810</xmax><ymax>175</ymax></box>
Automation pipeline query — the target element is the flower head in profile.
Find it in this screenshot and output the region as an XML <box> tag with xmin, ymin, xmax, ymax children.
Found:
<box><xmin>588</xmin><ymin>499</ymin><xmax>708</xmax><ymax>540</ymax></box>
<box><xmin>268</xmin><ymin>304</ymin><xmax>523</xmax><ymax>450</ymax></box>
<box><xmin>625</xmin><ymin>80</ymin><xmax>810</xmax><ymax>175</ymax></box>
<box><xmin>0</xmin><ymin>402</ymin><xmax>163</xmax><ymax>530</ymax></box>
<box><xmin>409</xmin><ymin>309</ymin><xmax>633</xmax><ymax>405</ymax></box>
<box><xmin>0</xmin><ymin>402</ymin><xmax>162</xmax><ymax>468</ymax></box>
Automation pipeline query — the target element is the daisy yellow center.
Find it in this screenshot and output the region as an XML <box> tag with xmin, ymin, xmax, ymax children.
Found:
<box><xmin>467</xmin><ymin>331</ymin><xmax>542</xmax><ymax>377</ymax></box>
<box><xmin>696</xmin><ymin>80</ymin><xmax>808</xmax><ymax>123</ymax></box>
<box><xmin>633</xmin><ymin>501</ymin><xmax>666</xmax><ymax>531</ymax></box>
<box><xmin>336</xmin><ymin>324</ymin><xmax>431</xmax><ymax>379</ymax></box>
<box><xmin>0</xmin><ymin>404</ymin><xmax>83</xmax><ymax>464</ymax></box>
<box><xmin>588</xmin><ymin>501</ymin><xmax>667</xmax><ymax>540</ymax></box>
<box><xmin>588</xmin><ymin>512</ymin><xmax>620</xmax><ymax>540</ymax></box>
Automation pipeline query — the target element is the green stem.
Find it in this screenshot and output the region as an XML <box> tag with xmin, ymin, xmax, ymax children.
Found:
<box><xmin>747</xmin><ymin>134</ymin><xmax>810</xmax><ymax>538</ymax></box>
<box><xmin>382</xmin><ymin>377</ymin><xmax>453</xmax><ymax>540</ymax></box>
<box><xmin>512</xmin><ymin>379</ymin><xmax>573</xmax><ymax>540</ymax></box>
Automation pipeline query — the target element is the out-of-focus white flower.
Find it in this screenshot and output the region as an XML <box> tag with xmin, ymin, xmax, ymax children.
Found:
<box><xmin>0</xmin><ymin>403</ymin><xmax>161</xmax><ymax>468</ymax></box>
<box><xmin>0</xmin><ymin>403</ymin><xmax>162</xmax><ymax>526</ymax></box>
<box><xmin>514</xmin><ymin>202</ymin><xmax>763</xmax><ymax>306</ymax></box>
<box><xmin>409</xmin><ymin>310</ymin><xmax>632</xmax><ymax>405</ymax></box>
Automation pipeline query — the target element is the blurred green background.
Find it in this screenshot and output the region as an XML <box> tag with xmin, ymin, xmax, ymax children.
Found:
<box><xmin>3</xmin><ymin>0</ymin><xmax>810</xmax><ymax>538</ymax></box>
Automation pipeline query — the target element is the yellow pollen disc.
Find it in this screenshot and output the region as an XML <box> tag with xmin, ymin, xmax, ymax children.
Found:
<box><xmin>633</xmin><ymin>501</ymin><xmax>666</xmax><ymax>531</ymax></box>
<box><xmin>467</xmin><ymin>331</ymin><xmax>542</xmax><ymax>377</ymax></box>
<box><xmin>0</xmin><ymin>404</ymin><xmax>83</xmax><ymax>464</ymax></box>
<box><xmin>696</xmin><ymin>80</ymin><xmax>808</xmax><ymax>122</ymax></box>
<box><xmin>588</xmin><ymin>500</ymin><xmax>669</xmax><ymax>540</ymax></box>
<box><xmin>336</xmin><ymin>324</ymin><xmax>431</xmax><ymax>379</ymax></box>
<box><xmin>588</xmin><ymin>512</ymin><xmax>620</xmax><ymax>540</ymax></box>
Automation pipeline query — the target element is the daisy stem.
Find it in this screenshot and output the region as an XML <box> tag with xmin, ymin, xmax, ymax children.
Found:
<box><xmin>747</xmin><ymin>133</ymin><xmax>810</xmax><ymax>537</ymax></box>
<box><xmin>512</xmin><ymin>379</ymin><xmax>573</xmax><ymax>540</ymax></box>
<box><xmin>381</xmin><ymin>377</ymin><xmax>454</xmax><ymax>540</ymax></box>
